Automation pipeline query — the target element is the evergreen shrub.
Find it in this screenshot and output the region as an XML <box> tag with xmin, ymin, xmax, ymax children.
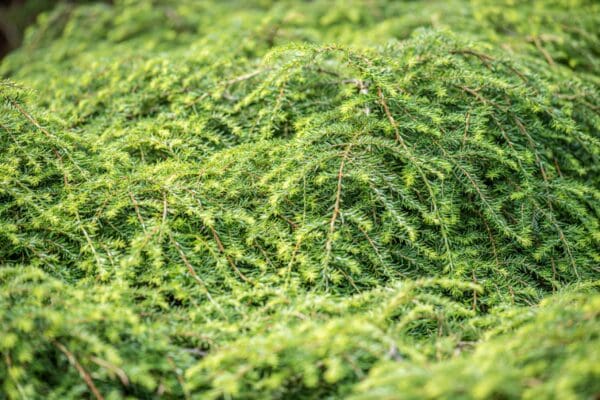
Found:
<box><xmin>1</xmin><ymin>1</ymin><xmax>598</xmax><ymax>398</ymax></box>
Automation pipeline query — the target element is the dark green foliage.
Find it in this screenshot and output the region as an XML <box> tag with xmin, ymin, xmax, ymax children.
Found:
<box><xmin>0</xmin><ymin>0</ymin><xmax>599</xmax><ymax>399</ymax></box>
<box><xmin>0</xmin><ymin>0</ymin><xmax>112</xmax><ymax>58</ymax></box>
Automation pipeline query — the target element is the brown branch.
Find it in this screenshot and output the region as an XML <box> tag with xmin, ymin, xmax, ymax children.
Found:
<box><xmin>553</xmin><ymin>157</ymin><xmax>563</xmax><ymax>178</ymax></box>
<box><xmin>278</xmin><ymin>214</ymin><xmax>298</xmax><ymax>230</ymax></box>
<box><xmin>557</xmin><ymin>93</ymin><xmax>600</xmax><ymax>112</ymax></box>
<box><xmin>513</xmin><ymin>118</ymin><xmax>578</xmax><ymax>277</ymax></box>
<box><xmin>462</xmin><ymin>111</ymin><xmax>471</xmax><ymax>148</ymax></box>
<box><xmin>451</xmin><ymin>49</ymin><xmax>494</xmax><ymax>69</ymax></box>
<box><xmin>286</xmin><ymin>236</ymin><xmax>303</xmax><ymax>285</ymax></box>
<box><xmin>451</xmin><ymin>49</ymin><xmax>495</xmax><ymax>62</ymax></box>
<box><xmin>75</xmin><ymin>212</ymin><xmax>102</xmax><ymax>269</ymax></box>
<box><xmin>168</xmin><ymin>232</ymin><xmax>222</xmax><ymax>311</ymax></box>
<box><xmin>356</xmin><ymin>224</ymin><xmax>393</xmax><ymax>278</ymax></box>
<box><xmin>514</xmin><ymin>117</ymin><xmax>549</xmax><ymax>182</ymax></box>
<box><xmin>183</xmin><ymin>189</ymin><xmax>252</xmax><ymax>284</ymax></box>
<box><xmin>452</xmin><ymin>49</ymin><xmax>528</xmax><ymax>82</ymax></box>
<box><xmin>338</xmin><ymin>266</ymin><xmax>360</xmax><ymax>293</ymax></box>
<box><xmin>128</xmin><ymin>192</ymin><xmax>146</xmax><ymax>232</ymax></box>
<box><xmin>324</xmin><ymin>143</ymin><xmax>353</xmax><ymax>289</ymax></box>
<box><xmin>321</xmin><ymin>160</ymin><xmax>362</xmax><ymax>295</ymax></box>
<box><xmin>314</xmin><ymin>66</ymin><xmax>341</xmax><ymax>77</ymax></box>
<box><xmin>223</xmin><ymin>68</ymin><xmax>268</xmax><ymax>86</ymax></box>
<box><xmin>53</xmin><ymin>341</ymin><xmax>104</xmax><ymax>400</ymax></box>
<box><xmin>4</xmin><ymin>353</ymin><xmax>26</xmax><ymax>398</ymax></box>
<box><xmin>167</xmin><ymin>356</ymin><xmax>191</xmax><ymax>400</ymax></box>
<box><xmin>90</xmin><ymin>356</ymin><xmax>129</xmax><ymax>387</ymax></box>
<box><xmin>459</xmin><ymin>85</ymin><xmax>506</xmax><ymax>112</ymax></box>
<box><xmin>382</xmin><ymin>90</ymin><xmax>455</xmax><ymax>269</ymax></box>
<box><xmin>209</xmin><ymin>225</ymin><xmax>252</xmax><ymax>284</ymax></box>
<box><xmin>10</xmin><ymin>100</ymin><xmax>55</xmax><ymax>141</ymax></box>
<box><xmin>159</xmin><ymin>191</ymin><xmax>168</xmax><ymax>241</ymax></box>
<box><xmin>531</xmin><ymin>36</ymin><xmax>555</xmax><ymax>67</ymax></box>
<box><xmin>255</xmin><ymin>241</ymin><xmax>273</xmax><ymax>268</ymax></box>
<box><xmin>377</xmin><ymin>87</ymin><xmax>401</xmax><ymax>143</ymax></box>
<box><xmin>9</xmin><ymin>100</ymin><xmax>69</xmax><ymax>185</ymax></box>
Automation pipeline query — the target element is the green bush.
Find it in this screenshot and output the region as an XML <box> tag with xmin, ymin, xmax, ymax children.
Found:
<box><xmin>1</xmin><ymin>1</ymin><xmax>598</xmax><ymax>399</ymax></box>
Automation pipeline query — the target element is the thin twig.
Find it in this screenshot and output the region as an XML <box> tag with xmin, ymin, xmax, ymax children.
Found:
<box><xmin>9</xmin><ymin>100</ymin><xmax>70</xmax><ymax>185</ymax></box>
<box><xmin>357</xmin><ymin>224</ymin><xmax>392</xmax><ymax>278</ymax></box>
<box><xmin>129</xmin><ymin>192</ymin><xmax>147</xmax><ymax>233</ymax></box>
<box><xmin>451</xmin><ymin>49</ymin><xmax>494</xmax><ymax>68</ymax></box>
<box><xmin>76</xmin><ymin>212</ymin><xmax>103</xmax><ymax>269</ymax></box>
<box><xmin>159</xmin><ymin>191</ymin><xmax>169</xmax><ymax>241</ymax></box>
<box><xmin>53</xmin><ymin>341</ymin><xmax>104</xmax><ymax>400</ymax></box>
<box><xmin>286</xmin><ymin>236</ymin><xmax>303</xmax><ymax>286</ymax></box>
<box><xmin>462</xmin><ymin>111</ymin><xmax>471</xmax><ymax>148</ymax></box>
<box><xmin>531</xmin><ymin>36</ymin><xmax>555</xmax><ymax>67</ymax></box>
<box><xmin>90</xmin><ymin>356</ymin><xmax>129</xmax><ymax>387</ymax></box>
<box><xmin>4</xmin><ymin>353</ymin><xmax>27</xmax><ymax>398</ymax></box>
<box><xmin>168</xmin><ymin>231</ymin><xmax>224</xmax><ymax>312</ymax></box>
<box><xmin>167</xmin><ymin>356</ymin><xmax>191</xmax><ymax>400</ymax></box>
<box><xmin>208</xmin><ymin>225</ymin><xmax>252</xmax><ymax>284</ymax></box>
<box><xmin>223</xmin><ymin>68</ymin><xmax>268</xmax><ymax>86</ymax></box>
<box><xmin>513</xmin><ymin>117</ymin><xmax>578</xmax><ymax>278</ymax></box>
<box><xmin>377</xmin><ymin>87</ymin><xmax>401</xmax><ymax>143</ymax></box>
<box><xmin>324</xmin><ymin>143</ymin><xmax>353</xmax><ymax>290</ymax></box>
<box><xmin>381</xmin><ymin>88</ymin><xmax>455</xmax><ymax>269</ymax></box>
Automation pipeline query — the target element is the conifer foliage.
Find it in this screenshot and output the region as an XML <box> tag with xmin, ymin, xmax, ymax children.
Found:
<box><xmin>1</xmin><ymin>1</ymin><xmax>599</xmax><ymax>399</ymax></box>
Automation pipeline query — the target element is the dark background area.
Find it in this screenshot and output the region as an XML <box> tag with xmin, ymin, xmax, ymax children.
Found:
<box><xmin>0</xmin><ymin>0</ymin><xmax>110</xmax><ymax>59</ymax></box>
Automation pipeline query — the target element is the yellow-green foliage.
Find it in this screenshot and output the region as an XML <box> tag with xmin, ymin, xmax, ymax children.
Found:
<box><xmin>0</xmin><ymin>1</ymin><xmax>599</xmax><ymax>399</ymax></box>
<box><xmin>353</xmin><ymin>284</ymin><xmax>600</xmax><ymax>400</ymax></box>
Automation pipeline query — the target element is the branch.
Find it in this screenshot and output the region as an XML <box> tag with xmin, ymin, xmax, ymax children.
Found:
<box><xmin>7</xmin><ymin>100</ymin><xmax>70</xmax><ymax>185</ymax></box>
<box><xmin>530</xmin><ymin>36</ymin><xmax>555</xmax><ymax>67</ymax></box>
<box><xmin>377</xmin><ymin>87</ymin><xmax>401</xmax><ymax>143</ymax></box>
<box><xmin>167</xmin><ymin>356</ymin><xmax>191</xmax><ymax>400</ymax></box>
<box><xmin>209</xmin><ymin>225</ymin><xmax>253</xmax><ymax>284</ymax></box>
<box><xmin>323</xmin><ymin>143</ymin><xmax>353</xmax><ymax>289</ymax></box>
<box><xmin>223</xmin><ymin>68</ymin><xmax>268</xmax><ymax>86</ymax></box>
<box><xmin>53</xmin><ymin>341</ymin><xmax>104</xmax><ymax>400</ymax></box>
<box><xmin>90</xmin><ymin>356</ymin><xmax>129</xmax><ymax>387</ymax></box>
<box><xmin>168</xmin><ymin>231</ymin><xmax>224</xmax><ymax>312</ymax></box>
<box><xmin>128</xmin><ymin>192</ymin><xmax>147</xmax><ymax>233</ymax></box>
<box><xmin>381</xmin><ymin>91</ymin><xmax>455</xmax><ymax>269</ymax></box>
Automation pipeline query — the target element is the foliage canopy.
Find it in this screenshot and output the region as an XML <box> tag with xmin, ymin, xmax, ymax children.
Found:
<box><xmin>1</xmin><ymin>0</ymin><xmax>599</xmax><ymax>399</ymax></box>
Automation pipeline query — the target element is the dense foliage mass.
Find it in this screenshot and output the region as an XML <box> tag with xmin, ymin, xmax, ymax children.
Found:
<box><xmin>1</xmin><ymin>0</ymin><xmax>599</xmax><ymax>399</ymax></box>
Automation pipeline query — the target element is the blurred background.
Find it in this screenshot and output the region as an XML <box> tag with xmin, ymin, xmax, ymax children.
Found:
<box><xmin>0</xmin><ymin>0</ymin><xmax>110</xmax><ymax>58</ymax></box>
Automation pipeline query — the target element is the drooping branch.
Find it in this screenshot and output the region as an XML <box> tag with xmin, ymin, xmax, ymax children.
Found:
<box><xmin>53</xmin><ymin>341</ymin><xmax>104</xmax><ymax>400</ymax></box>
